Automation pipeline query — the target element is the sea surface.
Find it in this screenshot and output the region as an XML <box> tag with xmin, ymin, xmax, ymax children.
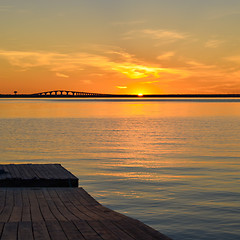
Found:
<box><xmin>0</xmin><ymin>98</ymin><xmax>240</xmax><ymax>240</ymax></box>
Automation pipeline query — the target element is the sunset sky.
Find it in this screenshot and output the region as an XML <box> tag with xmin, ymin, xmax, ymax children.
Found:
<box><xmin>1</xmin><ymin>0</ymin><xmax>240</xmax><ymax>94</ymax></box>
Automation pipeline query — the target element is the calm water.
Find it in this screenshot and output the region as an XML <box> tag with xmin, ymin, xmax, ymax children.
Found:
<box><xmin>0</xmin><ymin>98</ymin><xmax>240</xmax><ymax>240</ymax></box>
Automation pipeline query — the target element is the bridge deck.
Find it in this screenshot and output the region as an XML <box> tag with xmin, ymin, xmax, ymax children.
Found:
<box><xmin>0</xmin><ymin>165</ymin><xmax>171</xmax><ymax>240</ymax></box>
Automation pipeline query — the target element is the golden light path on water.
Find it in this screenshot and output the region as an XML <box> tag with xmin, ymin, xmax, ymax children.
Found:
<box><xmin>0</xmin><ymin>98</ymin><xmax>240</xmax><ymax>239</ymax></box>
<box><xmin>1</xmin><ymin>98</ymin><xmax>240</xmax><ymax>118</ymax></box>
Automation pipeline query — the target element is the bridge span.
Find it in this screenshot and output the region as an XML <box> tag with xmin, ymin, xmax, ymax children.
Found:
<box><xmin>32</xmin><ymin>90</ymin><xmax>108</xmax><ymax>96</ymax></box>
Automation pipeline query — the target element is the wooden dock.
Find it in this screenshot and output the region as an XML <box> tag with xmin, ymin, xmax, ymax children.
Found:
<box><xmin>0</xmin><ymin>164</ymin><xmax>78</xmax><ymax>187</ymax></box>
<box><xmin>0</xmin><ymin>164</ymin><xmax>171</xmax><ymax>240</ymax></box>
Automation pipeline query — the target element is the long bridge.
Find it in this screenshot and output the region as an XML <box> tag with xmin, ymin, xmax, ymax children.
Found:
<box><xmin>1</xmin><ymin>90</ymin><xmax>240</xmax><ymax>98</ymax></box>
<box><xmin>32</xmin><ymin>90</ymin><xmax>108</xmax><ymax>96</ymax></box>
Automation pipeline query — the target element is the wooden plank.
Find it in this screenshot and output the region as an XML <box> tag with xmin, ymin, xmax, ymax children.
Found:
<box><xmin>75</xmin><ymin>188</ymin><xmax>122</xmax><ymax>220</ymax></box>
<box><xmin>0</xmin><ymin>222</ymin><xmax>5</xmax><ymax>239</ymax></box>
<box><xmin>52</xmin><ymin>164</ymin><xmax>78</xmax><ymax>179</ymax></box>
<box><xmin>9</xmin><ymin>164</ymin><xmax>22</xmax><ymax>179</ymax></box>
<box><xmin>0</xmin><ymin>163</ymin><xmax>172</xmax><ymax>240</ymax></box>
<box><xmin>40</xmin><ymin>165</ymin><xmax>56</xmax><ymax>179</ymax></box>
<box><xmin>112</xmin><ymin>219</ymin><xmax>158</xmax><ymax>240</ymax></box>
<box><xmin>71</xmin><ymin>188</ymin><xmax>99</xmax><ymax>208</ymax></box>
<box><xmin>45</xmin><ymin>220</ymin><xmax>68</xmax><ymax>240</ymax></box>
<box><xmin>27</xmin><ymin>189</ymin><xmax>44</xmax><ymax>222</ymax></box>
<box><xmin>99</xmin><ymin>220</ymin><xmax>135</xmax><ymax>240</ymax></box>
<box><xmin>60</xmin><ymin>221</ymin><xmax>85</xmax><ymax>240</ymax></box>
<box><xmin>95</xmin><ymin>205</ymin><xmax>128</xmax><ymax>221</ymax></box>
<box><xmin>86</xmin><ymin>220</ymin><xmax>120</xmax><ymax>240</ymax></box>
<box><xmin>13</xmin><ymin>165</ymin><xmax>28</xmax><ymax>180</ymax></box>
<box><xmin>28</xmin><ymin>165</ymin><xmax>42</xmax><ymax>179</ymax></box>
<box><xmin>18</xmin><ymin>222</ymin><xmax>34</xmax><ymax>240</ymax></box>
<box><xmin>72</xmin><ymin>189</ymin><xmax>122</xmax><ymax>221</ymax></box>
<box><xmin>48</xmin><ymin>165</ymin><xmax>79</xmax><ymax>187</ymax></box>
<box><xmin>75</xmin><ymin>189</ymin><xmax>128</xmax><ymax>222</ymax></box>
<box><xmin>73</xmin><ymin>220</ymin><xmax>104</xmax><ymax>240</ymax></box>
<box><xmin>46</xmin><ymin>164</ymin><xmax>66</xmax><ymax>179</ymax></box>
<box><xmin>0</xmin><ymin>189</ymin><xmax>6</xmax><ymax>214</ymax></box>
<box><xmin>9</xmin><ymin>189</ymin><xmax>22</xmax><ymax>222</ymax></box>
<box><xmin>68</xmin><ymin>188</ymin><xmax>127</xmax><ymax>225</ymax></box>
<box><xmin>44</xmin><ymin>164</ymin><xmax>66</xmax><ymax>179</ymax></box>
<box><xmin>0</xmin><ymin>188</ymin><xmax>171</xmax><ymax>240</ymax></box>
<box><xmin>32</xmin><ymin>221</ymin><xmax>51</xmax><ymax>240</ymax></box>
<box><xmin>42</xmin><ymin>189</ymin><xmax>67</xmax><ymax>221</ymax></box>
<box><xmin>0</xmin><ymin>165</ymin><xmax>5</xmax><ymax>180</ymax></box>
<box><xmin>1</xmin><ymin>222</ymin><xmax>18</xmax><ymax>240</ymax></box>
<box><xmin>71</xmin><ymin>188</ymin><xmax>170</xmax><ymax>240</ymax></box>
<box><xmin>8</xmin><ymin>164</ymin><xmax>24</xmax><ymax>179</ymax></box>
<box><xmin>46</xmin><ymin>189</ymin><xmax>79</xmax><ymax>221</ymax></box>
<box><xmin>79</xmin><ymin>200</ymin><xmax>163</xmax><ymax>240</ymax></box>
<box><xmin>64</xmin><ymin>188</ymin><xmax>105</xmax><ymax>220</ymax></box>
<box><xmin>126</xmin><ymin>218</ymin><xmax>172</xmax><ymax>240</ymax></box>
<box><xmin>3</xmin><ymin>165</ymin><xmax>14</xmax><ymax>179</ymax></box>
<box><xmin>21</xmin><ymin>189</ymin><xmax>31</xmax><ymax>222</ymax></box>
<box><xmin>0</xmin><ymin>166</ymin><xmax>11</xmax><ymax>180</ymax></box>
<box><xmin>9</xmin><ymin>204</ymin><xmax>22</xmax><ymax>222</ymax></box>
<box><xmin>0</xmin><ymin>164</ymin><xmax>78</xmax><ymax>187</ymax></box>
<box><xmin>34</xmin><ymin>189</ymin><xmax>56</xmax><ymax>221</ymax></box>
<box><xmin>77</xmin><ymin>189</ymin><xmax>124</xmax><ymax>221</ymax></box>
<box><xmin>43</xmin><ymin>164</ymin><xmax>62</xmax><ymax>179</ymax></box>
<box><xmin>0</xmin><ymin>189</ymin><xmax>14</xmax><ymax>222</ymax></box>
<box><xmin>54</xmin><ymin>188</ymin><xmax>93</xmax><ymax>220</ymax></box>
<box><xmin>0</xmin><ymin>165</ymin><xmax>22</xmax><ymax>187</ymax></box>
<box><xmin>16</xmin><ymin>165</ymin><xmax>35</xmax><ymax>180</ymax></box>
<box><xmin>77</xmin><ymin>188</ymin><xmax>100</xmax><ymax>206</ymax></box>
<box><xmin>37</xmin><ymin>165</ymin><xmax>53</xmax><ymax>180</ymax></box>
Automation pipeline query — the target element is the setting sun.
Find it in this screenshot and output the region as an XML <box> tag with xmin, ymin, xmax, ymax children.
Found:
<box><xmin>1</xmin><ymin>0</ymin><xmax>240</xmax><ymax>95</ymax></box>
<box><xmin>138</xmin><ymin>93</ymin><xmax>143</xmax><ymax>97</ymax></box>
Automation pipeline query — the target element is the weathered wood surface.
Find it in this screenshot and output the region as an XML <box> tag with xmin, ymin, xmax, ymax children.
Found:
<box><xmin>0</xmin><ymin>188</ymin><xmax>171</xmax><ymax>240</ymax></box>
<box><xmin>0</xmin><ymin>164</ymin><xmax>78</xmax><ymax>187</ymax></box>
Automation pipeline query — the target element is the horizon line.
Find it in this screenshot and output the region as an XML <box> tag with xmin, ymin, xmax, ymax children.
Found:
<box><xmin>1</xmin><ymin>91</ymin><xmax>240</xmax><ymax>98</ymax></box>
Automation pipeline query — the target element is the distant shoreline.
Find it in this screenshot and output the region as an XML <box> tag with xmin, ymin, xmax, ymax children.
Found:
<box><xmin>1</xmin><ymin>94</ymin><xmax>240</xmax><ymax>98</ymax></box>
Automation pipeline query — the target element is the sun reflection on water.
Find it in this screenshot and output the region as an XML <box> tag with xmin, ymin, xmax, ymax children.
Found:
<box><xmin>1</xmin><ymin>98</ymin><xmax>240</xmax><ymax>239</ymax></box>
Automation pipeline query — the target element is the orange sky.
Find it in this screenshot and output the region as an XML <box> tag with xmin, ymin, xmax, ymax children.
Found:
<box><xmin>1</xmin><ymin>0</ymin><xmax>240</xmax><ymax>94</ymax></box>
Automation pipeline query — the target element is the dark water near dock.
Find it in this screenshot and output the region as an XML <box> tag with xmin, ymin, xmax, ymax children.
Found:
<box><xmin>0</xmin><ymin>98</ymin><xmax>240</xmax><ymax>240</ymax></box>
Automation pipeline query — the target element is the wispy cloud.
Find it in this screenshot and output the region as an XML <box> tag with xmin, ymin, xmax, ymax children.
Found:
<box><xmin>142</xmin><ymin>29</ymin><xmax>187</xmax><ymax>40</ymax></box>
<box><xmin>0</xmin><ymin>5</ymin><xmax>27</xmax><ymax>13</ymax></box>
<box><xmin>0</xmin><ymin>49</ymin><xmax>188</xmax><ymax>80</ymax></box>
<box><xmin>186</xmin><ymin>60</ymin><xmax>216</xmax><ymax>69</ymax></box>
<box><xmin>205</xmin><ymin>39</ymin><xmax>224</xmax><ymax>48</ymax></box>
<box><xmin>116</xmin><ymin>86</ymin><xmax>127</xmax><ymax>89</ymax></box>
<box><xmin>140</xmin><ymin>80</ymin><xmax>159</xmax><ymax>84</ymax></box>
<box><xmin>56</xmin><ymin>72</ymin><xmax>69</xmax><ymax>78</ymax></box>
<box><xmin>157</xmin><ymin>52</ymin><xmax>175</xmax><ymax>60</ymax></box>
<box><xmin>82</xmin><ymin>80</ymin><xmax>92</xmax><ymax>84</ymax></box>
<box><xmin>1</xmin><ymin>49</ymin><xmax>238</xmax><ymax>93</ymax></box>
<box><xmin>225</xmin><ymin>55</ymin><xmax>240</xmax><ymax>63</ymax></box>
<box><xmin>112</xmin><ymin>63</ymin><xmax>189</xmax><ymax>79</ymax></box>
<box><xmin>112</xmin><ymin>20</ymin><xmax>145</xmax><ymax>26</ymax></box>
<box><xmin>195</xmin><ymin>82</ymin><xmax>240</xmax><ymax>94</ymax></box>
<box><xmin>208</xmin><ymin>9</ymin><xmax>240</xmax><ymax>20</ymax></box>
<box><xmin>124</xmin><ymin>29</ymin><xmax>188</xmax><ymax>42</ymax></box>
<box><xmin>0</xmin><ymin>5</ymin><xmax>14</xmax><ymax>12</ymax></box>
<box><xmin>176</xmin><ymin>58</ymin><xmax>240</xmax><ymax>92</ymax></box>
<box><xmin>0</xmin><ymin>50</ymin><xmax>107</xmax><ymax>72</ymax></box>
<box><xmin>112</xmin><ymin>64</ymin><xmax>159</xmax><ymax>79</ymax></box>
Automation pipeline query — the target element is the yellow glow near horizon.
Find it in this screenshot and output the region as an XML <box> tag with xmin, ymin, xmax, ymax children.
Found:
<box><xmin>113</xmin><ymin>64</ymin><xmax>163</xmax><ymax>79</ymax></box>
<box><xmin>138</xmin><ymin>93</ymin><xmax>143</xmax><ymax>97</ymax></box>
<box><xmin>1</xmin><ymin>1</ymin><xmax>240</xmax><ymax>94</ymax></box>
